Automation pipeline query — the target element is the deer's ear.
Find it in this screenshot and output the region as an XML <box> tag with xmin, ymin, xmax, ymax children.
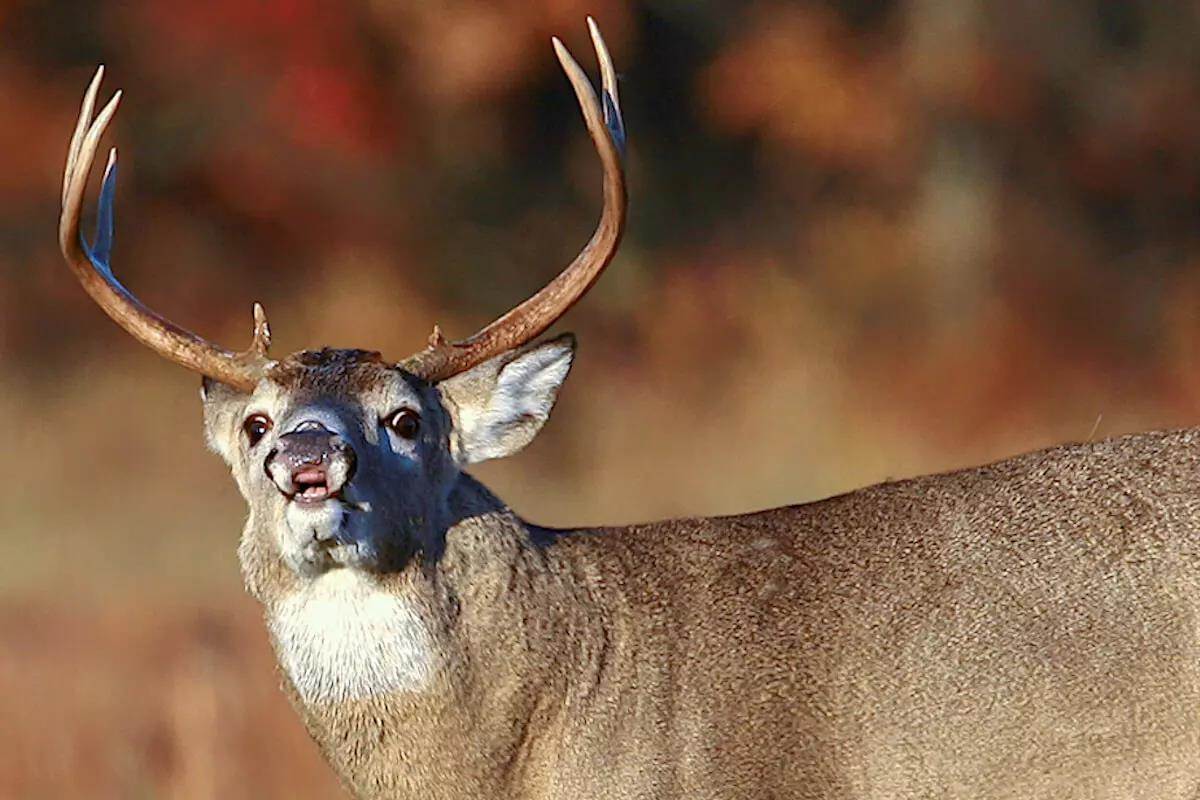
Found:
<box><xmin>200</xmin><ymin>377</ymin><xmax>249</xmax><ymax>464</ymax></box>
<box><xmin>438</xmin><ymin>334</ymin><xmax>576</xmax><ymax>466</ymax></box>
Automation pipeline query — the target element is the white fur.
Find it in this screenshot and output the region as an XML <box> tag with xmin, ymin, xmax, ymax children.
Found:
<box><xmin>454</xmin><ymin>340</ymin><xmax>574</xmax><ymax>464</ymax></box>
<box><xmin>270</xmin><ymin>569</ymin><xmax>435</xmax><ymax>704</ymax></box>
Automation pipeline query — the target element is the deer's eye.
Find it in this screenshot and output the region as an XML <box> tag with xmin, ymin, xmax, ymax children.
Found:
<box><xmin>243</xmin><ymin>414</ymin><xmax>273</xmax><ymax>446</ymax></box>
<box><xmin>386</xmin><ymin>409</ymin><xmax>421</xmax><ymax>440</ymax></box>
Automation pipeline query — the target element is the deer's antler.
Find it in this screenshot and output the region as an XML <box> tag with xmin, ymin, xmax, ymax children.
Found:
<box><xmin>399</xmin><ymin>18</ymin><xmax>627</xmax><ymax>382</ymax></box>
<box><xmin>59</xmin><ymin>66</ymin><xmax>272</xmax><ymax>392</ymax></box>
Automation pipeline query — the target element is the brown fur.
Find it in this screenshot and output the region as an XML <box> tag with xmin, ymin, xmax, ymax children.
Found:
<box><xmin>248</xmin><ymin>425</ymin><xmax>1200</xmax><ymax>799</ymax></box>
<box><xmin>267</xmin><ymin>349</ymin><xmax>394</xmax><ymax>395</ymax></box>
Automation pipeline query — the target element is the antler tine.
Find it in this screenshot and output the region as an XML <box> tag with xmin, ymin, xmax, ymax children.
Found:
<box><xmin>59</xmin><ymin>67</ymin><xmax>272</xmax><ymax>392</ymax></box>
<box><xmin>588</xmin><ymin>16</ymin><xmax>624</xmax><ymax>155</ymax></box>
<box><xmin>63</xmin><ymin>66</ymin><xmax>105</xmax><ymax>208</ymax></box>
<box><xmin>401</xmin><ymin>20</ymin><xmax>627</xmax><ymax>382</ymax></box>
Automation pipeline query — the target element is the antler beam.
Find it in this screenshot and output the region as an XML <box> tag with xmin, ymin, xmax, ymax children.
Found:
<box><xmin>59</xmin><ymin>66</ymin><xmax>271</xmax><ymax>392</ymax></box>
<box><xmin>400</xmin><ymin>17</ymin><xmax>628</xmax><ymax>382</ymax></box>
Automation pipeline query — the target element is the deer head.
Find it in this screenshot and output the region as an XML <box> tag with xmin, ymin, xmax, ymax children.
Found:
<box><xmin>59</xmin><ymin>21</ymin><xmax>625</xmax><ymax>588</ymax></box>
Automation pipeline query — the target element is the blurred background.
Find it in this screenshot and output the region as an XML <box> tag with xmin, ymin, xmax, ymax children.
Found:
<box><xmin>5</xmin><ymin>0</ymin><xmax>1200</xmax><ymax>796</ymax></box>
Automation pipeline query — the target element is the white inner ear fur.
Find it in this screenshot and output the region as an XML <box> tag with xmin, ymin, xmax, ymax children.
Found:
<box><xmin>200</xmin><ymin>378</ymin><xmax>246</xmax><ymax>464</ymax></box>
<box><xmin>441</xmin><ymin>336</ymin><xmax>575</xmax><ymax>466</ymax></box>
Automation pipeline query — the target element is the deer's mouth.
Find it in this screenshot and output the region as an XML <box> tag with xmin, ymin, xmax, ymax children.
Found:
<box><xmin>289</xmin><ymin>467</ymin><xmax>343</xmax><ymax>505</ymax></box>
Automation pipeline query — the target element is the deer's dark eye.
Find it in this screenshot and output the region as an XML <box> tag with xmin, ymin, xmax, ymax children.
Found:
<box><xmin>386</xmin><ymin>409</ymin><xmax>421</xmax><ymax>440</ymax></box>
<box><xmin>243</xmin><ymin>414</ymin><xmax>273</xmax><ymax>446</ymax></box>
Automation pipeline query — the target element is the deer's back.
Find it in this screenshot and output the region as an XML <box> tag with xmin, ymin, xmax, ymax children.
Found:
<box><xmin>547</xmin><ymin>428</ymin><xmax>1200</xmax><ymax>799</ymax></box>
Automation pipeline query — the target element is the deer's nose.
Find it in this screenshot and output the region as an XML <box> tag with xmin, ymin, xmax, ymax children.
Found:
<box><xmin>265</xmin><ymin>423</ymin><xmax>357</xmax><ymax>501</ymax></box>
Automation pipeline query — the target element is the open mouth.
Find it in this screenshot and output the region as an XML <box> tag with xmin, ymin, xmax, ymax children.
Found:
<box><xmin>290</xmin><ymin>467</ymin><xmax>343</xmax><ymax>505</ymax></box>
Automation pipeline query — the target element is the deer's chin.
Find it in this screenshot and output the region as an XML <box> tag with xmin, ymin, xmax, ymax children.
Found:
<box><xmin>281</xmin><ymin>500</ymin><xmax>346</xmax><ymax>567</ymax></box>
<box><xmin>279</xmin><ymin>498</ymin><xmax>384</xmax><ymax>576</ymax></box>
<box><xmin>285</xmin><ymin>495</ymin><xmax>345</xmax><ymax>535</ymax></box>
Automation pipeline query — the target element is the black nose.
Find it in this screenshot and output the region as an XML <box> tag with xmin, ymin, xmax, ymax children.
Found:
<box><xmin>265</xmin><ymin>423</ymin><xmax>357</xmax><ymax>498</ymax></box>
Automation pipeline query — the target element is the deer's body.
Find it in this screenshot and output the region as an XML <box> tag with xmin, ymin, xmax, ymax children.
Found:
<box><xmin>55</xmin><ymin>21</ymin><xmax>1200</xmax><ymax>800</ymax></box>
<box><xmin>247</xmin><ymin>428</ymin><xmax>1200</xmax><ymax>800</ymax></box>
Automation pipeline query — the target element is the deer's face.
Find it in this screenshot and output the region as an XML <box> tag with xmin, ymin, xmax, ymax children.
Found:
<box><xmin>200</xmin><ymin>339</ymin><xmax>574</xmax><ymax>579</ymax></box>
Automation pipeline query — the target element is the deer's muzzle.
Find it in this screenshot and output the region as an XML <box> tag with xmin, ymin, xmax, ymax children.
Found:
<box><xmin>266</xmin><ymin>422</ymin><xmax>357</xmax><ymax>504</ymax></box>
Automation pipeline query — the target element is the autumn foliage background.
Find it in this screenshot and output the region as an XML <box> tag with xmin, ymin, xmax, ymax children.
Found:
<box><xmin>5</xmin><ymin>0</ymin><xmax>1200</xmax><ymax>797</ymax></box>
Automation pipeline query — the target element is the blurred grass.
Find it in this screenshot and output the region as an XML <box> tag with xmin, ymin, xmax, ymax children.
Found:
<box><xmin>0</xmin><ymin>595</ymin><xmax>344</xmax><ymax>799</ymax></box>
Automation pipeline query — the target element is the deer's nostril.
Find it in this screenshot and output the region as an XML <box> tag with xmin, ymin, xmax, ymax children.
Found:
<box><xmin>267</xmin><ymin>429</ymin><xmax>357</xmax><ymax>499</ymax></box>
<box><xmin>277</xmin><ymin>432</ymin><xmax>334</xmax><ymax>470</ymax></box>
<box><xmin>264</xmin><ymin>447</ymin><xmax>280</xmax><ymax>480</ymax></box>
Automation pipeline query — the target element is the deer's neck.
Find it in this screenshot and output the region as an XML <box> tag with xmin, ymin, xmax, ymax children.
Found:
<box><xmin>268</xmin><ymin>568</ymin><xmax>437</xmax><ymax>704</ymax></box>
<box><xmin>255</xmin><ymin>475</ymin><xmax>605</xmax><ymax>797</ymax></box>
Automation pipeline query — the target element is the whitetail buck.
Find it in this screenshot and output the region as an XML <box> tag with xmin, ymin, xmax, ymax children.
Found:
<box><xmin>57</xmin><ymin>18</ymin><xmax>1200</xmax><ymax>800</ymax></box>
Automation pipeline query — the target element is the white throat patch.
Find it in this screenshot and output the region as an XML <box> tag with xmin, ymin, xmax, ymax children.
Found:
<box><xmin>270</xmin><ymin>569</ymin><xmax>435</xmax><ymax>704</ymax></box>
